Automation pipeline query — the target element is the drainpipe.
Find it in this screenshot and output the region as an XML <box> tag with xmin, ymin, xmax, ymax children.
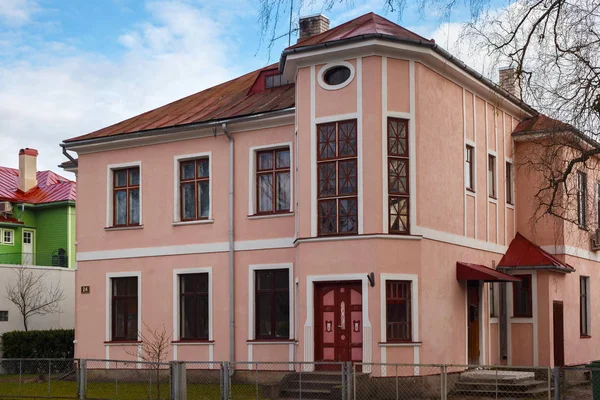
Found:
<box><xmin>222</xmin><ymin>123</ymin><xmax>235</xmax><ymax>365</ymax></box>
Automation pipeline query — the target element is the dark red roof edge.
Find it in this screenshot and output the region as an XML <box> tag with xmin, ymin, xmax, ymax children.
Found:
<box><xmin>456</xmin><ymin>262</ymin><xmax>522</xmax><ymax>282</ymax></box>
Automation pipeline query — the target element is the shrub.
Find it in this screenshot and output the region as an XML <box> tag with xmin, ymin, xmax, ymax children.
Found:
<box><xmin>1</xmin><ymin>329</ymin><xmax>74</xmax><ymax>359</ymax></box>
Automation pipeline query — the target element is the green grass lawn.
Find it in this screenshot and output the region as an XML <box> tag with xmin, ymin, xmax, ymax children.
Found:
<box><xmin>0</xmin><ymin>381</ymin><xmax>261</xmax><ymax>400</ymax></box>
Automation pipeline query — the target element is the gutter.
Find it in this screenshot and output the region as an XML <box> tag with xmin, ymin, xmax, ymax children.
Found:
<box><xmin>497</xmin><ymin>265</ymin><xmax>574</xmax><ymax>273</ymax></box>
<box><xmin>62</xmin><ymin>108</ymin><xmax>295</xmax><ymax>148</ymax></box>
<box><xmin>279</xmin><ymin>34</ymin><xmax>537</xmax><ymax>115</ymax></box>
<box><xmin>221</xmin><ymin>123</ymin><xmax>236</xmax><ymax>365</ymax></box>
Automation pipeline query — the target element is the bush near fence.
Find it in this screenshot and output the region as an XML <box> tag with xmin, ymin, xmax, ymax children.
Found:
<box><xmin>0</xmin><ymin>329</ymin><xmax>74</xmax><ymax>359</ymax></box>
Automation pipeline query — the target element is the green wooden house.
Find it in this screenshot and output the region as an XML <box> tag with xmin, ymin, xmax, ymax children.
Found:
<box><xmin>0</xmin><ymin>149</ymin><xmax>76</xmax><ymax>268</ymax></box>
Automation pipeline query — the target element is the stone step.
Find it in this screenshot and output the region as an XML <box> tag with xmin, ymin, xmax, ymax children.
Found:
<box><xmin>279</xmin><ymin>387</ymin><xmax>334</xmax><ymax>399</ymax></box>
<box><xmin>455</xmin><ymin>379</ymin><xmax>547</xmax><ymax>392</ymax></box>
<box><xmin>283</xmin><ymin>379</ymin><xmax>344</xmax><ymax>390</ymax></box>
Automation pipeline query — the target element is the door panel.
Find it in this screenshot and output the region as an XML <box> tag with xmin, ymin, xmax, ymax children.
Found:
<box><xmin>467</xmin><ymin>281</ymin><xmax>480</xmax><ymax>365</ymax></box>
<box><xmin>315</xmin><ymin>282</ymin><xmax>362</xmax><ymax>364</ymax></box>
<box><xmin>553</xmin><ymin>301</ymin><xmax>565</xmax><ymax>367</ymax></box>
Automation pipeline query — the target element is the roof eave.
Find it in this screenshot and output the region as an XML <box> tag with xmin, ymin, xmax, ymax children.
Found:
<box><xmin>497</xmin><ymin>265</ymin><xmax>574</xmax><ymax>273</ymax></box>
<box><xmin>280</xmin><ymin>33</ymin><xmax>537</xmax><ymax>115</ymax></box>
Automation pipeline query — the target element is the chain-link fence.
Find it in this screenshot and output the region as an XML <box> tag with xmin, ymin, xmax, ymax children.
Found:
<box><xmin>557</xmin><ymin>365</ymin><xmax>600</xmax><ymax>400</ymax></box>
<box><xmin>0</xmin><ymin>358</ymin><xmax>585</xmax><ymax>400</ymax></box>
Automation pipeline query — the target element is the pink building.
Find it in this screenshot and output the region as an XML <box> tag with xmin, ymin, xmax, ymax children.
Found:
<box><xmin>62</xmin><ymin>13</ymin><xmax>599</xmax><ymax>368</ymax></box>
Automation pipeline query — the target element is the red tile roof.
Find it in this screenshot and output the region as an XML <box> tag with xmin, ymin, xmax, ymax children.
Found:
<box><xmin>289</xmin><ymin>12</ymin><xmax>432</xmax><ymax>49</ymax></box>
<box><xmin>497</xmin><ymin>233</ymin><xmax>574</xmax><ymax>272</ymax></box>
<box><xmin>65</xmin><ymin>64</ymin><xmax>295</xmax><ymax>143</ymax></box>
<box><xmin>513</xmin><ymin>114</ymin><xmax>574</xmax><ymax>134</ymax></box>
<box><xmin>0</xmin><ymin>167</ymin><xmax>76</xmax><ymax>204</ymax></box>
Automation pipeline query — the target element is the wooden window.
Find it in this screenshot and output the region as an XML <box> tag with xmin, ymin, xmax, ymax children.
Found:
<box><xmin>580</xmin><ymin>276</ymin><xmax>590</xmax><ymax>337</ymax></box>
<box><xmin>388</xmin><ymin>118</ymin><xmax>409</xmax><ymax>234</ymax></box>
<box><xmin>255</xmin><ymin>269</ymin><xmax>289</xmax><ymax>339</ymax></box>
<box><xmin>513</xmin><ymin>275</ymin><xmax>532</xmax><ymax>318</ymax></box>
<box><xmin>488</xmin><ymin>155</ymin><xmax>496</xmax><ymax>198</ymax></box>
<box><xmin>111</xmin><ymin>277</ymin><xmax>138</xmax><ymax>341</ymax></box>
<box><xmin>180</xmin><ymin>273</ymin><xmax>209</xmax><ymax>340</ymax></box>
<box><xmin>256</xmin><ymin>149</ymin><xmax>291</xmax><ymax>214</ymax></box>
<box><xmin>2</xmin><ymin>229</ymin><xmax>14</xmax><ymax>245</ymax></box>
<box><xmin>577</xmin><ymin>171</ymin><xmax>587</xmax><ymax>228</ymax></box>
<box><xmin>506</xmin><ymin>162</ymin><xmax>514</xmax><ymax>205</ymax></box>
<box><xmin>265</xmin><ymin>74</ymin><xmax>289</xmax><ymax>89</ymax></box>
<box><xmin>180</xmin><ymin>159</ymin><xmax>210</xmax><ymax>221</ymax></box>
<box><xmin>465</xmin><ymin>145</ymin><xmax>475</xmax><ymax>192</ymax></box>
<box><xmin>113</xmin><ymin>167</ymin><xmax>140</xmax><ymax>226</ymax></box>
<box><xmin>386</xmin><ymin>281</ymin><xmax>412</xmax><ymax>342</ymax></box>
<box><xmin>317</xmin><ymin>120</ymin><xmax>358</xmax><ymax>235</ymax></box>
<box><xmin>0</xmin><ymin>310</ymin><xmax>7</xmax><ymax>322</ymax></box>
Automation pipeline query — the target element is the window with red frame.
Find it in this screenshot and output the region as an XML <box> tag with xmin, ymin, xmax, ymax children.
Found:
<box><xmin>513</xmin><ymin>275</ymin><xmax>532</xmax><ymax>318</ymax></box>
<box><xmin>386</xmin><ymin>281</ymin><xmax>412</xmax><ymax>342</ymax></box>
<box><xmin>256</xmin><ymin>149</ymin><xmax>291</xmax><ymax>214</ymax></box>
<box><xmin>180</xmin><ymin>158</ymin><xmax>210</xmax><ymax>221</ymax></box>
<box><xmin>388</xmin><ymin>118</ymin><xmax>409</xmax><ymax>233</ymax></box>
<box><xmin>111</xmin><ymin>277</ymin><xmax>138</xmax><ymax>341</ymax></box>
<box><xmin>113</xmin><ymin>167</ymin><xmax>140</xmax><ymax>227</ymax></box>
<box><xmin>255</xmin><ymin>269</ymin><xmax>289</xmax><ymax>339</ymax></box>
<box><xmin>317</xmin><ymin>120</ymin><xmax>358</xmax><ymax>235</ymax></box>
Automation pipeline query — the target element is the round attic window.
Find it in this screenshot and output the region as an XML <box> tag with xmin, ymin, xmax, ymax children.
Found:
<box><xmin>318</xmin><ymin>62</ymin><xmax>355</xmax><ymax>90</ymax></box>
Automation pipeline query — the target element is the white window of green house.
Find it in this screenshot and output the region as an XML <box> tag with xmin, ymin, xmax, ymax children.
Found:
<box><xmin>174</xmin><ymin>153</ymin><xmax>212</xmax><ymax>224</ymax></box>
<box><xmin>2</xmin><ymin>229</ymin><xmax>14</xmax><ymax>245</ymax></box>
<box><xmin>248</xmin><ymin>144</ymin><xmax>293</xmax><ymax>217</ymax></box>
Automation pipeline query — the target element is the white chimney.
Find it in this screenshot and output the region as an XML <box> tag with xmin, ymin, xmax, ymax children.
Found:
<box><xmin>298</xmin><ymin>14</ymin><xmax>330</xmax><ymax>42</ymax></box>
<box><xmin>499</xmin><ymin>66</ymin><xmax>522</xmax><ymax>99</ymax></box>
<box><xmin>18</xmin><ymin>148</ymin><xmax>38</xmax><ymax>192</ymax></box>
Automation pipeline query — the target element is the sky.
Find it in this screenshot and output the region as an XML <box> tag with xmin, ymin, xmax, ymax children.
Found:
<box><xmin>0</xmin><ymin>0</ymin><xmax>510</xmax><ymax>177</ymax></box>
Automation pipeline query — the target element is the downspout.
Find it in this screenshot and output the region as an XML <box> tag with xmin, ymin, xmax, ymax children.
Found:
<box><xmin>222</xmin><ymin>123</ymin><xmax>235</xmax><ymax>364</ymax></box>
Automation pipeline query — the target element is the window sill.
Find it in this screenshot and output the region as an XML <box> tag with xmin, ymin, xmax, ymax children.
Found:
<box><xmin>104</xmin><ymin>340</ymin><xmax>142</xmax><ymax>346</ymax></box>
<box><xmin>579</xmin><ymin>226</ymin><xmax>589</xmax><ymax>232</ymax></box>
<box><xmin>506</xmin><ymin>203</ymin><xmax>515</xmax><ymax>210</ymax></box>
<box><xmin>172</xmin><ymin>340</ymin><xmax>215</xmax><ymax>345</ymax></box>
<box><xmin>488</xmin><ymin>196</ymin><xmax>498</xmax><ymax>203</ymax></box>
<box><xmin>104</xmin><ymin>225</ymin><xmax>143</xmax><ymax>231</ymax></box>
<box><xmin>511</xmin><ymin>317</ymin><xmax>533</xmax><ymax>323</ymax></box>
<box><xmin>247</xmin><ymin>339</ymin><xmax>297</xmax><ymax>345</ymax></box>
<box><xmin>580</xmin><ymin>335</ymin><xmax>592</xmax><ymax>339</ymax></box>
<box><xmin>172</xmin><ymin>219</ymin><xmax>214</xmax><ymax>226</ymax></box>
<box><xmin>466</xmin><ymin>188</ymin><xmax>476</xmax><ymax>196</ymax></box>
<box><xmin>247</xmin><ymin>212</ymin><xmax>293</xmax><ymax>220</ymax></box>
<box><xmin>378</xmin><ymin>342</ymin><xmax>422</xmax><ymax>347</ymax></box>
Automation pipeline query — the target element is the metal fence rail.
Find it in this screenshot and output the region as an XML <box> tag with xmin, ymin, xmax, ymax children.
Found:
<box><xmin>0</xmin><ymin>358</ymin><xmax>595</xmax><ymax>399</ymax></box>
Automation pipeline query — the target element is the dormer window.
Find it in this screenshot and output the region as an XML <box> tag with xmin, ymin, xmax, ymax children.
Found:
<box><xmin>265</xmin><ymin>74</ymin><xmax>289</xmax><ymax>89</ymax></box>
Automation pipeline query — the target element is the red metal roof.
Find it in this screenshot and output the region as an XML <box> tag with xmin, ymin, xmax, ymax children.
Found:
<box><xmin>0</xmin><ymin>215</ymin><xmax>23</xmax><ymax>225</ymax></box>
<box><xmin>0</xmin><ymin>167</ymin><xmax>76</xmax><ymax>204</ymax></box>
<box><xmin>65</xmin><ymin>64</ymin><xmax>295</xmax><ymax>143</ymax></box>
<box><xmin>513</xmin><ymin>114</ymin><xmax>574</xmax><ymax>134</ymax></box>
<box><xmin>497</xmin><ymin>233</ymin><xmax>574</xmax><ymax>272</ymax></box>
<box><xmin>288</xmin><ymin>12</ymin><xmax>432</xmax><ymax>49</ymax></box>
<box><xmin>456</xmin><ymin>262</ymin><xmax>521</xmax><ymax>282</ymax></box>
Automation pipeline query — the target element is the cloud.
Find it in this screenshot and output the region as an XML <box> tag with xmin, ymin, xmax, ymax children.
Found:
<box><xmin>0</xmin><ymin>0</ymin><xmax>251</xmax><ymax>176</ymax></box>
<box><xmin>0</xmin><ymin>0</ymin><xmax>39</xmax><ymax>26</ymax></box>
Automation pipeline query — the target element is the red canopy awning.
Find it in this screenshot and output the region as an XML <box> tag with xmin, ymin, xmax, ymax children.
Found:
<box><xmin>456</xmin><ymin>262</ymin><xmax>521</xmax><ymax>282</ymax></box>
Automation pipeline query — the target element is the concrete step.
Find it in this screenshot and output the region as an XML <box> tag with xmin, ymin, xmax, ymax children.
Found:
<box><xmin>279</xmin><ymin>387</ymin><xmax>334</xmax><ymax>399</ymax></box>
<box><xmin>455</xmin><ymin>379</ymin><xmax>547</xmax><ymax>391</ymax></box>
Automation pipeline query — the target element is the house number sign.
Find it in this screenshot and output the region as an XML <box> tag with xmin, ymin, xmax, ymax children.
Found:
<box><xmin>81</xmin><ymin>286</ymin><xmax>90</xmax><ymax>294</ymax></box>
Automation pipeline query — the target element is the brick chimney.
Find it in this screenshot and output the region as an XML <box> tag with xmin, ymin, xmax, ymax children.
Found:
<box><xmin>298</xmin><ymin>14</ymin><xmax>330</xmax><ymax>42</ymax></box>
<box><xmin>18</xmin><ymin>148</ymin><xmax>38</xmax><ymax>192</ymax></box>
<box><xmin>499</xmin><ymin>66</ymin><xmax>521</xmax><ymax>99</ymax></box>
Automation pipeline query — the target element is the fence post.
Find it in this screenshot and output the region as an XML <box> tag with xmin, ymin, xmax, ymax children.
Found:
<box><xmin>553</xmin><ymin>367</ymin><xmax>559</xmax><ymax>400</ymax></box>
<box><xmin>170</xmin><ymin>361</ymin><xmax>187</xmax><ymax>400</ymax></box>
<box><xmin>440</xmin><ymin>365</ymin><xmax>447</xmax><ymax>400</ymax></box>
<box><xmin>78</xmin><ymin>359</ymin><xmax>87</xmax><ymax>400</ymax></box>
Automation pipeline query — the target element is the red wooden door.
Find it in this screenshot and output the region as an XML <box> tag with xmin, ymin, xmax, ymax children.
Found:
<box><xmin>553</xmin><ymin>301</ymin><xmax>565</xmax><ymax>367</ymax></box>
<box><xmin>315</xmin><ymin>282</ymin><xmax>363</xmax><ymax>364</ymax></box>
<box><xmin>467</xmin><ymin>281</ymin><xmax>480</xmax><ymax>365</ymax></box>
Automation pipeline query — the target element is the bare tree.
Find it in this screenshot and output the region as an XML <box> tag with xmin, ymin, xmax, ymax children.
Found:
<box><xmin>126</xmin><ymin>322</ymin><xmax>172</xmax><ymax>400</ymax></box>
<box><xmin>5</xmin><ymin>265</ymin><xmax>65</xmax><ymax>331</ymax></box>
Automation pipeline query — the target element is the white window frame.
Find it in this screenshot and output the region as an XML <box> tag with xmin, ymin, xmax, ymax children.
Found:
<box><xmin>505</xmin><ymin>160</ymin><xmax>514</xmax><ymax>206</ymax></box>
<box><xmin>105</xmin><ymin>271</ymin><xmax>142</xmax><ymax>342</ymax></box>
<box><xmin>247</xmin><ymin>263</ymin><xmax>294</xmax><ymax>341</ymax></box>
<box><xmin>248</xmin><ymin>143</ymin><xmax>294</xmax><ymax>217</ymax></box>
<box><xmin>173</xmin><ymin>152</ymin><xmax>212</xmax><ymax>224</ymax></box>
<box><xmin>172</xmin><ymin>267</ymin><xmax>213</xmax><ymax>342</ymax></box>
<box><xmin>106</xmin><ymin>161</ymin><xmax>143</xmax><ymax>228</ymax></box>
<box><xmin>488</xmin><ymin>153</ymin><xmax>497</xmax><ymax>199</ymax></box>
<box><xmin>465</xmin><ymin>144</ymin><xmax>475</xmax><ymax>192</ymax></box>
<box><xmin>580</xmin><ymin>275</ymin><xmax>591</xmax><ymax>337</ymax></box>
<box><xmin>489</xmin><ymin>282</ymin><xmax>500</xmax><ymax>321</ymax></box>
<box><xmin>317</xmin><ymin>61</ymin><xmax>356</xmax><ymax>91</ymax></box>
<box><xmin>2</xmin><ymin>229</ymin><xmax>14</xmax><ymax>245</ymax></box>
<box><xmin>380</xmin><ymin>273</ymin><xmax>419</xmax><ymax>344</ymax></box>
